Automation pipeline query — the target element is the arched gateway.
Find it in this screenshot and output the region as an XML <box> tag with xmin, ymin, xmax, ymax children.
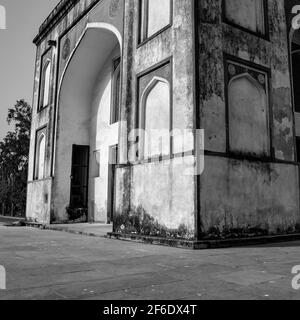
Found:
<box><xmin>26</xmin><ymin>0</ymin><xmax>125</xmax><ymax>225</ymax></box>
<box><xmin>53</xmin><ymin>23</ymin><xmax>122</xmax><ymax>223</ymax></box>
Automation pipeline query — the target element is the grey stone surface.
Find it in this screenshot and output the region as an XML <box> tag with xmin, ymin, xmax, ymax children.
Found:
<box><xmin>0</xmin><ymin>226</ymin><xmax>300</xmax><ymax>300</ymax></box>
<box><xmin>0</xmin><ymin>216</ymin><xmax>25</xmax><ymax>225</ymax></box>
<box><xmin>46</xmin><ymin>223</ymin><xmax>112</xmax><ymax>237</ymax></box>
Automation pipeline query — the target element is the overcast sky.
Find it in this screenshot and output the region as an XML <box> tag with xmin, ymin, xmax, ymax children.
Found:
<box><xmin>0</xmin><ymin>0</ymin><xmax>60</xmax><ymax>139</ymax></box>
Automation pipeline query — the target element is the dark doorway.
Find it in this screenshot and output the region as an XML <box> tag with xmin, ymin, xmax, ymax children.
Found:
<box><xmin>70</xmin><ymin>145</ymin><xmax>89</xmax><ymax>209</ymax></box>
<box><xmin>292</xmin><ymin>49</ymin><xmax>300</xmax><ymax>112</ymax></box>
<box><xmin>107</xmin><ymin>145</ymin><xmax>118</xmax><ymax>224</ymax></box>
<box><xmin>296</xmin><ymin>137</ymin><xmax>300</xmax><ymax>162</ymax></box>
<box><xmin>292</xmin><ymin>37</ymin><xmax>300</xmax><ymax>113</ymax></box>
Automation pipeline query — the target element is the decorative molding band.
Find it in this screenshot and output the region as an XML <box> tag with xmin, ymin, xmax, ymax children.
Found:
<box><xmin>33</xmin><ymin>0</ymin><xmax>101</xmax><ymax>45</ymax></box>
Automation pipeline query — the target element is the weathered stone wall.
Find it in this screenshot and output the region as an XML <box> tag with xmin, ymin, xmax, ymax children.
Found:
<box><xmin>197</xmin><ymin>0</ymin><xmax>300</xmax><ymax>235</ymax></box>
<box><xmin>114</xmin><ymin>0</ymin><xmax>196</xmax><ymax>239</ymax></box>
<box><xmin>26</xmin><ymin>179</ymin><xmax>52</xmax><ymax>224</ymax></box>
<box><xmin>200</xmin><ymin>157</ymin><xmax>299</xmax><ymax>234</ymax></box>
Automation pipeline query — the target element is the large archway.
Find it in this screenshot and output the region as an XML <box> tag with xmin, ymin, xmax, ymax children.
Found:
<box><xmin>53</xmin><ymin>24</ymin><xmax>122</xmax><ymax>223</ymax></box>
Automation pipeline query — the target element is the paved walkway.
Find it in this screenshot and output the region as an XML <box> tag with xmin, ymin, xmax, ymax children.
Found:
<box><xmin>46</xmin><ymin>223</ymin><xmax>112</xmax><ymax>237</ymax></box>
<box><xmin>0</xmin><ymin>225</ymin><xmax>300</xmax><ymax>300</ymax></box>
<box><xmin>0</xmin><ymin>216</ymin><xmax>25</xmax><ymax>225</ymax></box>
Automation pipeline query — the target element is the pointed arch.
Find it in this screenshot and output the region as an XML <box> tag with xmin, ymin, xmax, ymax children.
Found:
<box><xmin>228</xmin><ymin>72</ymin><xmax>266</xmax><ymax>95</ymax></box>
<box><xmin>41</xmin><ymin>60</ymin><xmax>51</xmax><ymax>108</ymax></box>
<box><xmin>35</xmin><ymin>131</ymin><xmax>46</xmax><ymax>180</ymax></box>
<box><xmin>228</xmin><ymin>72</ymin><xmax>269</xmax><ymax>155</ymax></box>
<box><xmin>58</xmin><ymin>22</ymin><xmax>122</xmax><ymax>93</ymax></box>
<box><xmin>53</xmin><ymin>22</ymin><xmax>123</xmax><ymax>176</ymax></box>
<box><xmin>51</xmin><ymin>20</ymin><xmax>122</xmax><ymax>222</ymax></box>
<box><xmin>140</xmin><ymin>76</ymin><xmax>170</xmax><ymax>129</ymax></box>
<box><xmin>139</xmin><ymin>76</ymin><xmax>171</xmax><ymax>159</ymax></box>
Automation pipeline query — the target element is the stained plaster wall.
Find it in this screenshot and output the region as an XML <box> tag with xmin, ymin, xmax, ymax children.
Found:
<box><xmin>26</xmin><ymin>39</ymin><xmax>56</xmax><ymax>223</ymax></box>
<box><xmin>197</xmin><ymin>0</ymin><xmax>300</xmax><ymax>234</ymax></box>
<box><xmin>88</xmin><ymin>45</ymin><xmax>120</xmax><ymax>223</ymax></box>
<box><xmin>200</xmin><ymin>157</ymin><xmax>299</xmax><ymax>233</ymax></box>
<box><xmin>114</xmin><ymin>0</ymin><xmax>196</xmax><ymax>239</ymax></box>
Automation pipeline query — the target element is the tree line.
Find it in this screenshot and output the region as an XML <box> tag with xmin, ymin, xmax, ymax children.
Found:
<box><xmin>0</xmin><ymin>100</ymin><xmax>31</xmax><ymax>217</ymax></box>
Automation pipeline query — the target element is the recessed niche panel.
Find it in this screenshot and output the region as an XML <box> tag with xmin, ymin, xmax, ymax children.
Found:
<box><xmin>226</xmin><ymin>61</ymin><xmax>270</xmax><ymax>157</ymax></box>
<box><xmin>224</xmin><ymin>0</ymin><xmax>266</xmax><ymax>35</ymax></box>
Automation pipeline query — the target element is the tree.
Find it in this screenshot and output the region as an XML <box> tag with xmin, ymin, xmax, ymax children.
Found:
<box><xmin>0</xmin><ymin>100</ymin><xmax>32</xmax><ymax>217</ymax></box>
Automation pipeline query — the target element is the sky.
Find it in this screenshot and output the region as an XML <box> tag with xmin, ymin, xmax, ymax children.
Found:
<box><xmin>0</xmin><ymin>0</ymin><xmax>60</xmax><ymax>139</ymax></box>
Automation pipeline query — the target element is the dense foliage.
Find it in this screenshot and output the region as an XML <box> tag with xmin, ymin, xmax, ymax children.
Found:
<box><xmin>0</xmin><ymin>100</ymin><xmax>32</xmax><ymax>217</ymax></box>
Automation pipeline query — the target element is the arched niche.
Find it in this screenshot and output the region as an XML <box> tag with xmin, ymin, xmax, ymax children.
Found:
<box><xmin>140</xmin><ymin>77</ymin><xmax>171</xmax><ymax>159</ymax></box>
<box><xmin>228</xmin><ymin>73</ymin><xmax>269</xmax><ymax>156</ymax></box>
<box><xmin>40</xmin><ymin>60</ymin><xmax>51</xmax><ymax>108</ymax></box>
<box><xmin>224</xmin><ymin>0</ymin><xmax>266</xmax><ymax>35</ymax></box>
<box><xmin>35</xmin><ymin>133</ymin><xmax>46</xmax><ymax>180</ymax></box>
